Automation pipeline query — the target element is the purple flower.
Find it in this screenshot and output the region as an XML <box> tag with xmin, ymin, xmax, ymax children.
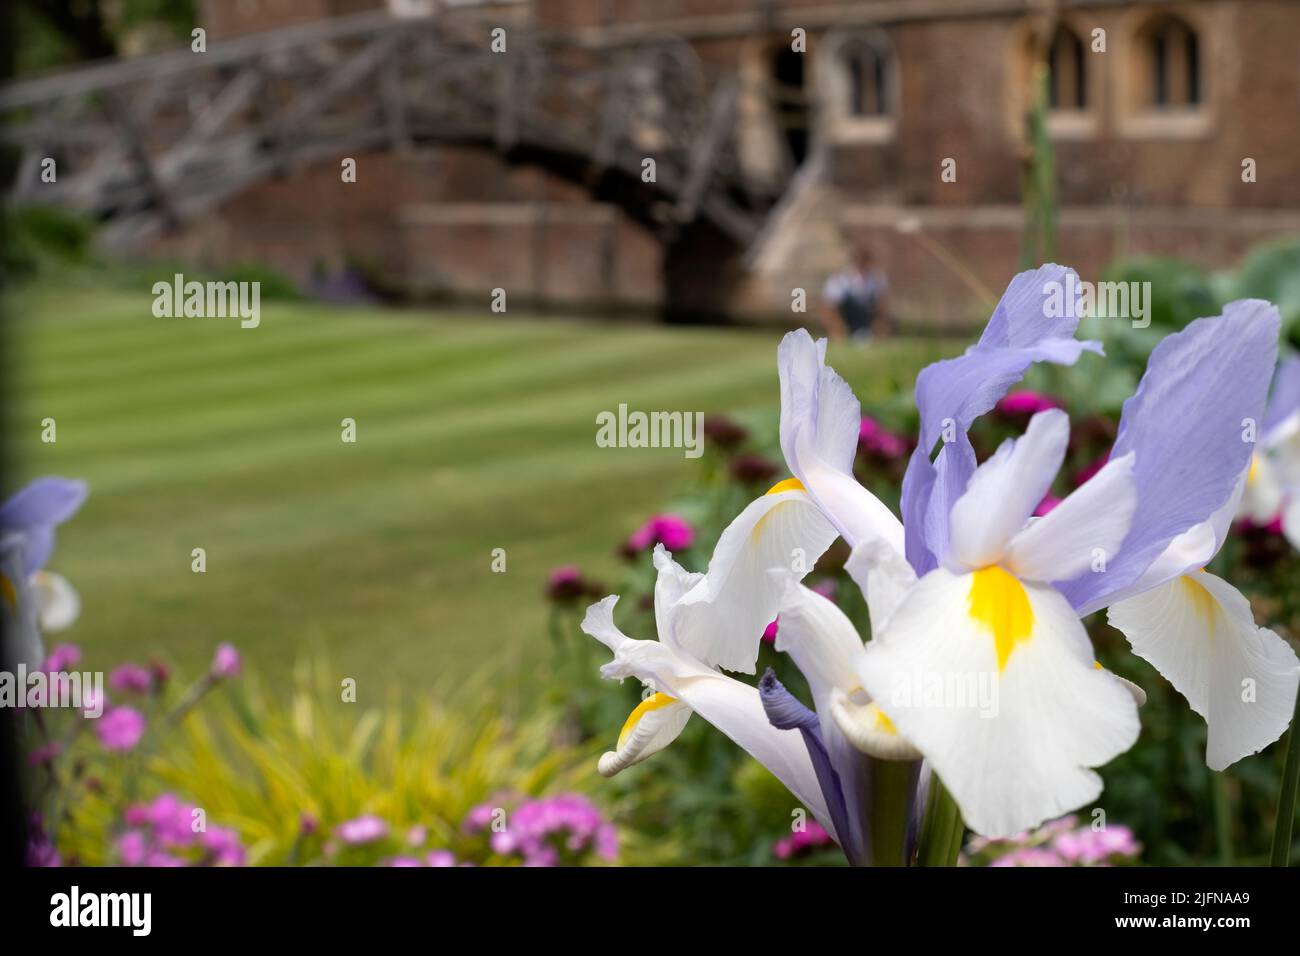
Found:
<box><xmin>702</xmin><ymin>415</ymin><xmax>748</xmax><ymax>449</ymax></box>
<box><xmin>211</xmin><ymin>643</ymin><xmax>242</xmax><ymax>679</ymax></box>
<box><xmin>109</xmin><ymin>664</ymin><xmax>153</xmax><ymax>694</ymax></box>
<box><xmin>858</xmin><ymin>416</ymin><xmax>908</xmax><ymax>459</ymax></box>
<box><xmin>729</xmin><ymin>454</ymin><xmax>780</xmax><ymax>486</ymax></box>
<box><xmin>627</xmin><ymin>514</ymin><xmax>695</xmax><ymax>553</ymax></box>
<box><xmin>1073</xmin><ymin>450</ymin><xmax>1111</xmax><ymax>488</ymax></box>
<box><xmin>546</xmin><ymin>566</ymin><xmax>602</xmax><ymax>603</ymax></box>
<box><xmin>94</xmin><ymin>706</ymin><xmax>146</xmax><ymax>752</ymax></box>
<box><xmin>1054</xmin><ymin>825</ymin><xmax>1142</xmax><ymax>864</ymax></box>
<box><xmin>25</xmin><ymin>831</ymin><xmax>61</xmax><ymax>867</ymax></box>
<box><xmin>202</xmin><ymin>826</ymin><xmax>246</xmax><ymax>866</ymax></box>
<box><xmin>116</xmin><ymin>831</ymin><xmax>148</xmax><ymax>866</ymax></box>
<box><xmin>1033</xmin><ymin>494</ymin><xmax>1062</xmax><ymax>517</ymax></box>
<box><xmin>996</xmin><ymin>391</ymin><xmax>1063</xmax><ymax>416</ymax></box>
<box><xmin>773</xmin><ymin>820</ymin><xmax>834</xmax><ymax>860</ymax></box>
<box><xmin>0</xmin><ymin>477</ymin><xmax>88</xmax><ymax>574</ymax></box>
<box><xmin>41</xmin><ymin>643</ymin><xmax>81</xmax><ymax>673</ymax></box>
<box><xmin>334</xmin><ymin>815</ymin><xmax>389</xmax><ymax>846</ymax></box>
<box><xmin>26</xmin><ymin>741</ymin><xmax>62</xmax><ymax>767</ymax></box>
<box><xmin>990</xmin><ymin>847</ymin><xmax>1066</xmax><ymax>867</ymax></box>
<box><xmin>426</xmin><ymin>850</ymin><xmax>457</xmax><ymax>867</ymax></box>
<box><xmin>478</xmin><ymin>794</ymin><xmax>616</xmax><ymax>866</ymax></box>
<box><xmin>464</xmin><ymin>802</ymin><xmax>498</xmax><ymax>832</ymax></box>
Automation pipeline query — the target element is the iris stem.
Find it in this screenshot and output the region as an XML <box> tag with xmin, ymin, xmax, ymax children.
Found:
<box><xmin>870</xmin><ymin>760</ymin><xmax>914</xmax><ymax>866</ymax></box>
<box><xmin>917</xmin><ymin>773</ymin><xmax>964</xmax><ymax>867</ymax></box>
<box><xmin>1269</xmin><ymin>685</ymin><xmax>1300</xmax><ymax>866</ymax></box>
<box><xmin>1211</xmin><ymin>773</ymin><xmax>1234</xmax><ymax>866</ymax></box>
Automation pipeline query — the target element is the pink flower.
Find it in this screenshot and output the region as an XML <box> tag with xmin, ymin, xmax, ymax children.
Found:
<box><xmin>761</xmin><ymin>617</ymin><xmax>779</xmax><ymax>644</ymax></box>
<box><xmin>426</xmin><ymin>850</ymin><xmax>456</xmax><ymax>867</ymax></box>
<box><xmin>996</xmin><ymin>392</ymin><xmax>1062</xmax><ymax>416</ymax></box>
<box><xmin>202</xmin><ymin>826</ymin><xmax>246</xmax><ymax>866</ymax></box>
<box><xmin>772</xmin><ymin>820</ymin><xmax>834</xmax><ymax>860</ymax></box>
<box><xmin>210</xmin><ymin>643</ymin><xmax>241</xmax><ymax>679</ymax></box>
<box><xmin>627</xmin><ymin>514</ymin><xmax>695</xmax><ymax>553</ymax></box>
<box><xmin>27</xmin><ymin>741</ymin><xmax>62</xmax><ymax>767</ymax></box>
<box><xmin>811</xmin><ymin>579</ymin><xmax>838</xmax><ymax>601</ymax></box>
<box><xmin>858</xmin><ymin>417</ymin><xmax>908</xmax><ymax>458</ymax></box>
<box><xmin>384</xmin><ymin>856</ymin><xmax>423</xmax><ymax>867</ymax></box>
<box><xmin>95</xmin><ymin>706</ymin><xmax>146</xmax><ymax>752</ymax></box>
<box><xmin>334</xmin><ymin>815</ymin><xmax>389</xmax><ymax>846</ymax></box>
<box><xmin>990</xmin><ymin>847</ymin><xmax>1065</xmax><ymax>867</ymax></box>
<box><xmin>464</xmin><ymin>802</ymin><xmax>498</xmax><ymax>832</ymax></box>
<box><xmin>1034</xmin><ymin>494</ymin><xmax>1061</xmax><ymax>517</ymax></box>
<box><xmin>1054</xmin><ymin>825</ymin><xmax>1141</xmax><ymax>864</ymax></box>
<box><xmin>42</xmin><ymin>644</ymin><xmax>81</xmax><ymax>673</ymax></box>
<box><xmin>109</xmin><ymin>664</ymin><xmax>153</xmax><ymax>694</ymax></box>
<box><xmin>116</xmin><ymin>831</ymin><xmax>148</xmax><ymax>866</ymax></box>
<box><xmin>1074</xmin><ymin>451</ymin><xmax>1111</xmax><ymax>487</ymax></box>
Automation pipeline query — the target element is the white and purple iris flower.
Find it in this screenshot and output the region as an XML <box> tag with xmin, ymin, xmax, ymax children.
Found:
<box><xmin>0</xmin><ymin>477</ymin><xmax>88</xmax><ymax>667</ymax></box>
<box><xmin>1237</xmin><ymin>355</ymin><xmax>1300</xmax><ymax>547</ymax></box>
<box><xmin>582</xmin><ymin>264</ymin><xmax>1300</xmax><ymax>861</ymax></box>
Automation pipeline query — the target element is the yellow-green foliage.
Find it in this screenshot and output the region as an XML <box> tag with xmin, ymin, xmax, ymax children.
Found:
<box><xmin>57</xmin><ymin>660</ymin><xmax>675</xmax><ymax>865</ymax></box>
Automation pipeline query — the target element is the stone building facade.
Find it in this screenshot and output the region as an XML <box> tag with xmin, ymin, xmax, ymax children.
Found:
<box><xmin>188</xmin><ymin>0</ymin><xmax>1300</xmax><ymax>326</ymax></box>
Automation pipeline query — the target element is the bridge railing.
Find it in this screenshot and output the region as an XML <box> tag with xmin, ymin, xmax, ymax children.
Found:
<box><xmin>1</xmin><ymin>9</ymin><xmax>778</xmax><ymax>246</ymax></box>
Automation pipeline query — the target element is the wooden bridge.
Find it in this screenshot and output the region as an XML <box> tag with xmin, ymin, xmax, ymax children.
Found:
<box><xmin>0</xmin><ymin>10</ymin><xmax>788</xmax><ymax>248</ymax></box>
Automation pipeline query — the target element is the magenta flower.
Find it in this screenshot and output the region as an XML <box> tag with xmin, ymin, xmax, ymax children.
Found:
<box><xmin>476</xmin><ymin>794</ymin><xmax>617</xmax><ymax>866</ymax></box>
<box><xmin>334</xmin><ymin>815</ymin><xmax>389</xmax><ymax>846</ymax></box>
<box><xmin>210</xmin><ymin>643</ymin><xmax>242</xmax><ymax>679</ymax></box>
<box><xmin>996</xmin><ymin>391</ymin><xmax>1063</xmax><ymax>416</ymax></box>
<box><xmin>990</xmin><ymin>847</ymin><xmax>1066</xmax><ymax>867</ymax></box>
<box><xmin>772</xmin><ymin>820</ymin><xmax>834</xmax><ymax>860</ymax></box>
<box><xmin>116</xmin><ymin>830</ymin><xmax>148</xmax><ymax>866</ymax></box>
<box><xmin>1073</xmin><ymin>450</ymin><xmax>1111</xmax><ymax>487</ymax></box>
<box><xmin>858</xmin><ymin>416</ymin><xmax>908</xmax><ymax>459</ymax></box>
<box><xmin>627</xmin><ymin>514</ymin><xmax>695</xmax><ymax>553</ymax></box>
<box><xmin>109</xmin><ymin>664</ymin><xmax>153</xmax><ymax>694</ymax></box>
<box><xmin>1053</xmin><ymin>825</ymin><xmax>1142</xmax><ymax>864</ymax></box>
<box><xmin>41</xmin><ymin>643</ymin><xmax>81</xmax><ymax>673</ymax></box>
<box><xmin>1033</xmin><ymin>494</ymin><xmax>1062</xmax><ymax>517</ymax></box>
<box><xmin>26</xmin><ymin>741</ymin><xmax>62</xmax><ymax>767</ymax></box>
<box><xmin>761</xmin><ymin>617</ymin><xmax>779</xmax><ymax>645</ymax></box>
<box><xmin>95</xmin><ymin>706</ymin><xmax>146</xmax><ymax>752</ymax></box>
<box><xmin>117</xmin><ymin>793</ymin><xmax>245</xmax><ymax>867</ymax></box>
<box><xmin>464</xmin><ymin>802</ymin><xmax>498</xmax><ymax>832</ymax></box>
<box><xmin>202</xmin><ymin>826</ymin><xmax>247</xmax><ymax>866</ymax></box>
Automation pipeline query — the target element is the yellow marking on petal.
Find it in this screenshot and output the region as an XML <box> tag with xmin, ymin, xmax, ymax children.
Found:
<box><xmin>617</xmin><ymin>692</ymin><xmax>677</xmax><ymax>748</ymax></box>
<box><xmin>967</xmin><ymin>566</ymin><xmax>1035</xmax><ymax>672</ymax></box>
<box><xmin>0</xmin><ymin>572</ymin><xmax>16</xmax><ymax>613</ymax></box>
<box><xmin>1247</xmin><ymin>454</ymin><xmax>1260</xmax><ymax>486</ymax></box>
<box><xmin>765</xmin><ymin>477</ymin><xmax>805</xmax><ymax>496</ymax></box>
<box><xmin>1180</xmin><ymin>574</ymin><xmax>1218</xmax><ymax>628</ymax></box>
<box><xmin>1093</xmin><ymin>660</ymin><xmax>1104</xmax><ymax>670</ymax></box>
<box><xmin>873</xmin><ymin>706</ymin><xmax>899</xmax><ymax>736</ymax></box>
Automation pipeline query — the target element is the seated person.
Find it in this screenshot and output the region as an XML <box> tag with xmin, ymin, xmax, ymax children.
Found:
<box><xmin>821</xmin><ymin>247</ymin><xmax>891</xmax><ymax>342</ymax></box>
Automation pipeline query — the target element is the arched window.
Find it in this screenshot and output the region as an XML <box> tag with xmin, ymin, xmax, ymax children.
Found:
<box><xmin>1046</xmin><ymin>26</ymin><xmax>1087</xmax><ymax>110</ymax></box>
<box><xmin>1142</xmin><ymin>16</ymin><xmax>1201</xmax><ymax>108</ymax></box>
<box><xmin>843</xmin><ymin>40</ymin><xmax>891</xmax><ymax>117</ymax></box>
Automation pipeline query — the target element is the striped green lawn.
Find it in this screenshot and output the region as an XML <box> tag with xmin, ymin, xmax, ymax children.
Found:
<box><xmin>5</xmin><ymin>284</ymin><xmax>955</xmax><ymax>693</ymax></box>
